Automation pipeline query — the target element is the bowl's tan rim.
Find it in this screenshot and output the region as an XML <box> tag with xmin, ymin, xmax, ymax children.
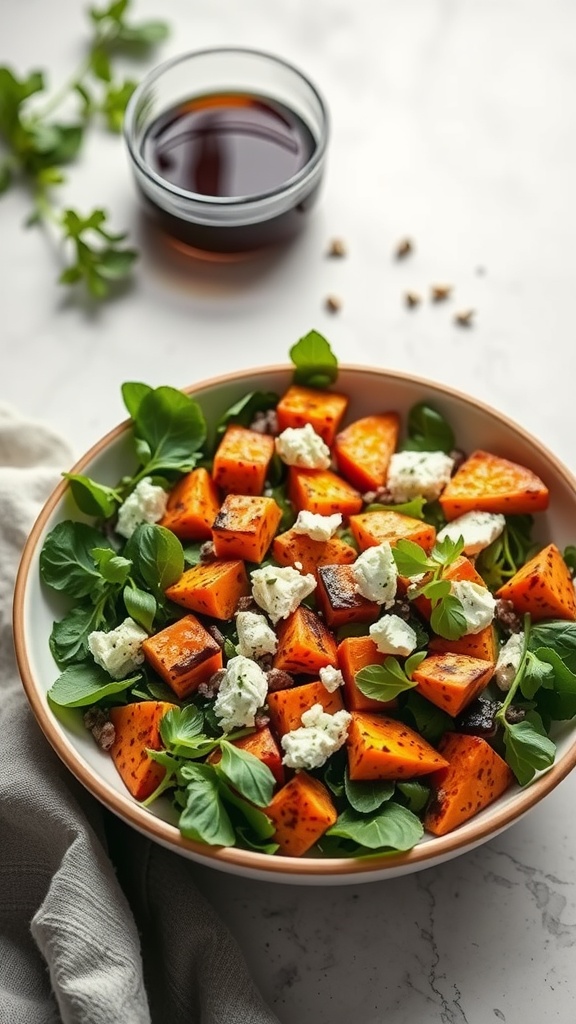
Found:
<box><xmin>13</xmin><ymin>363</ymin><xmax>576</xmax><ymax>879</ymax></box>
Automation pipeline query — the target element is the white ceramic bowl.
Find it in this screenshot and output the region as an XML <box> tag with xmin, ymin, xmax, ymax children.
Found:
<box><xmin>13</xmin><ymin>365</ymin><xmax>576</xmax><ymax>884</ymax></box>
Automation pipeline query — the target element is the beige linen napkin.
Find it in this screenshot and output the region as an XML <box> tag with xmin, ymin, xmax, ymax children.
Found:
<box><xmin>0</xmin><ymin>404</ymin><xmax>279</xmax><ymax>1024</ymax></box>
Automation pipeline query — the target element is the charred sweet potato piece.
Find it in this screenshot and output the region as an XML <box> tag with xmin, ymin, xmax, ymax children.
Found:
<box><xmin>424</xmin><ymin>733</ymin><xmax>514</xmax><ymax>836</ymax></box>
<box><xmin>349</xmin><ymin>509</ymin><xmax>436</xmax><ymax>554</ymax></box>
<box><xmin>428</xmin><ymin>625</ymin><xmax>497</xmax><ymax>663</ymax></box>
<box><xmin>165</xmin><ymin>559</ymin><xmax>249</xmax><ymax>620</ymax></box>
<box><xmin>288</xmin><ymin>468</ymin><xmax>363</xmax><ymax>517</ymax></box>
<box><xmin>267</xmin><ymin>679</ymin><xmax>345</xmax><ymax>737</ymax></box>
<box><xmin>495</xmin><ymin>543</ymin><xmax>576</xmax><ymax>621</ymax></box>
<box><xmin>412</xmin><ymin>653</ymin><xmax>494</xmax><ymax>716</ymax></box>
<box><xmin>212</xmin><ymin>493</ymin><xmax>282</xmax><ymax>563</ymax></box>
<box><xmin>334</xmin><ymin>413</ymin><xmax>400</xmax><ymax>491</ymax></box>
<box><xmin>316</xmin><ymin>563</ymin><xmax>380</xmax><ymax>629</ymax></box>
<box><xmin>337</xmin><ymin>635</ymin><xmax>397</xmax><ymax>712</ymax></box>
<box><xmin>109</xmin><ymin>700</ymin><xmax>176</xmax><ymax>800</ymax></box>
<box><xmin>439</xmin><ymin>449</ymin><xmax>549</xmax><ymax>521</ymax></box>
<box><xmin>208</xmin><ymin>726</ymin><xmax>285</xmax><ymax>787</ymax></box>
<box><xmin>272</xmin><ymin>527</ymin><xmax>357</xmax><ymax>579</ymax></box>
<box><xmin>266</xmin><ymin>772</ymin><xmax>338</xmax><ymax>856</ymax></box>
<box><xmin>273</xmin><ymin>605</ymin><xmax>339</xmax><ymax>675</ymax></box>
<box><xmin>412</xmin><ymin>554</ymin><xmax>486</xmax><ymax>620</ymax></box>
<box><xmin>212</xmin><ymin>425</ymin><xmax>275</xmax><ymax>496</ymax></box>
<box><xmin>142</xmin><ymin>614</ymin><xmax>223</xmax><ymax>698</ymax></box>
<box><xmin>160</xmin><ymin>467</ymin><xmax>220</xmax><ymax>541</ymax></box>
<box><xmin>276</xmin><ymin>384</ymin><xmax>348</xmax><ymax>445</ymax></box>
<box><xmin>347</xmin><ymin>712</ymin><xmax>449</xmax><ymax>780</ymax></box>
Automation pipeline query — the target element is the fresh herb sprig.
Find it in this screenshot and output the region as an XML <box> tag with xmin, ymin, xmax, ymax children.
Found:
<box><xmin>0</xmin><ymin>0</ymin><xmax>169</xmax><ymax>298</ymax></box>
<box><xmin>392</xmin><ymin>536</ymin><xmax>468</xmax><ymax>640</ymax></box>
<box><xmin>355</xmin><ymin>651</ymin><xmax>427</xmax><ymax>703</ymax></box>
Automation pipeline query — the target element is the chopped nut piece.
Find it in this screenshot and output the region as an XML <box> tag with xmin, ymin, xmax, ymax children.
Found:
<box><xmin>198</xmin><ymin>668</ymin><xmax>227</xmax><ymax>699</ymax></box>
<box><xmin>454</xmin><ymin>309</ymin><xmax>475</xmax><ymax>327</ymax></box>
<box><xmin>325</xmin><ymin>294</ymin><xmax>342</xmax><ymax>314</ymax></box>
<box><xmin>250</xmin><ymin>408</ymin><xmax>279</xmax><ymax>435</ymax></box>
<box><xmin>327</xmin><ymin>238</ymin><xmax>347</xmax><ymax>258</ymax></box>
<box><xmin>395</xmin><ymin>237</ymin><xmax>413</xmax><ymax>259</ymax></box>
<box><xmin>404</xmin><ymin>290</ymin><xmax>421</xmax><ymax>308</ymax></box>
<box><xmin>83</xmin><ymin>707</ymin><xmax>116</xmax><ymax>751</ymax></box>
<box><xmin>199</xmin><ymin>540</ymin><xmax>216</xmax><ymax>562</ymax></box>
<box><xmin>266</xmin><ymin>668</ymin><xmax>295</xmax><ymax>692</ymax></box>
<box><xmin>431</xmin><ymin>284</ymin><xmax>453</xmax><ymax>302</ymax></box>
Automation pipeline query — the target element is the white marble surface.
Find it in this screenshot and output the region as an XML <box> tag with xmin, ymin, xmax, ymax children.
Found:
<box><xmin>3</xmin><ymin>0</ymin><xmax>576</xmax><ymax>1021</ymax></box>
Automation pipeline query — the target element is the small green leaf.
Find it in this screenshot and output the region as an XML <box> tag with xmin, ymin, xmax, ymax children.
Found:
<box><xmin>49</xmin><ymin>602</ymin><xmax>107</xmax><ymax>666</ymax></box>
<box><xmin>0</xmin><ymin>161</ymin><xmax>12</xmax><ymax>193</ymax></box>
<box><xmin>159</xmin><ymin>704</ymin><xmax>205</xmax><ymax>750</ymax></box>
<box><xmin>90</xmin><ymin>547</ymin><xmax>131</xmax><ymax>585</ymax></box>
<box><xmin>116</xmin><ymin>20</ymin><xmax>170</xmax><ymax>45</ymax></box>
<box><xmin>502</xmin><ymin>712</ymin><xmax>556</xmax><ymax>785</ymax></box>
<box><xmin>421</xmin><ymin>578</ymin><xmax>451</xmax><ymax>602</ymax></box>
<box><xmin>217</xmin><ymin>741</ymin><xmax>275</xmax><ymax>807</ymax></box>
<box><xmin>132</xmin><ymin>385</ymin><xmax>207</xmax><ymax>475</ymax></box>
<box><xmin>96</xmin><ymin>245</ymin><xmax>138</xmax><ymax>278</ymax></box>
<box><xmin>289</xmin><ymin>330</ymin><xmax>338</xmax><ymax>387</ymax></box>
<box><xmin>403</xmin><ymin>691</ymin><xmax>454</xmax><ymax>745</ymax></box>
<box><xmin>364</xmin><ymin>496</ymin><xmax>427</xmax><ymax>520</ymax></box>
<box><xmin>391</xmin><ymin>538</ymin><xmax>434</xmax><ymax>577</ymax></box>
<box><xmin>356</xmin><ymin>659</ymin><xmax>417</xmax><ymax>702</ymax></box>
<box><xmin>90</xmin><ymin>46</ymin><xmax>112</xmax><ymax>81</ymax></box>
<box><xmin>178</xmin><ymin>764</ymin><xmax>236</xmax><ymax>846</ymax></box>
<box><xmin>40</xmin><ymin>520</ymin><xmax>113</xmax><ymax>598</ymax></box>
<box><xmin>430</xmin><ymin>594</ymin><xmax>467</xmax><ymax>640</ymax></box>
<box><xmin>48</xmin><ymin>662</ymin><xmax>138</xmax><ymax>706</ymax></box>
<box><xmin>63</xmin><ymin>472</ymin><xmax>121</xmax><ymax>517</ymax></box>
<box><xmin>216</xmin><ymin>390</ymin><xmax>279</xmax><ymax>437</ymax></box>
<box><xmin>432</xmin><ymin>534</ymin><xmax>465</xmax><ymax>566</ymax></box>
<box><xmin>122</xmin><ymin>381</ymin><xmax>153</xmax><ymax>420</ymax></box>
<box><xmin>344</xmin><ymin>771</ymin><xmax>395</xmax><ymax>813</ymax></box>
<box><xmin>125</xmin><ymin>523</ymin><xmax>184</xmax><ymax>598</ymax></box>
<box><xmin>123</xmin><ymin>584</ymin><xmax>156</xmax><ymax>632</ymax></box>
<box><xmin>396</xmin><ymin>780</ymin><xmax>430</xmax><ymax>814</ymax></box>
<box><xmin>520</xmin><ymin>650</ymin><xmax>555</xmax><ymax>700</ymax></box>
<box><xmin>405</xmin><ymin>650</ymin><xmax>427</xmax><ymax>678</ymax></box>
<box><xmin>404</xmin><ymin>402</ymin><xmax>455</xmax><ymax>454</ymax></box>
<box><xmin>326</xmin><ymin>803</ymin><xmax>424</xmax><ymax>851</ymax></box>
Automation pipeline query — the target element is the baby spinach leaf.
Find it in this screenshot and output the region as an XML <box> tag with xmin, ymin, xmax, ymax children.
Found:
<box><xmin>344</xmin><ymin>772</ymin><xmax>395</xmax><ymax>813</ymax></box>
<box><xmin>215</xmin><ymin>390</ymin><xmax>279</xmax><ymax>436</ymax></box>
<box><xmin>63</xmin><ymin>473</ymin><xmax>122</xmax><ymax>517</ymax></box>
<box><xmin>530</xmin><ymin>622</ymin><xmax>576</xmax><ymax>674</ymax></box>
<box><xmin>326</xmin><ymin>803</ymin><xmax>424</xmax><ymax>851</ymax></box>
<box><xmin>123</xmin><ymin>583</ymin><xmax>156</xmax><ymax>632</ymax></box>
<box><xmin>403</xmin><ymin>691</ymin><xmax>454</xmax><ymax>745</ymax></box>
<box><xmin>121</xmin><ymin>381</ymin><xmax>152</xmax><ymax>420</ymax></box>
<box><xmin>40</xmin><ymin>521</ymin><xmax>113</xmax><ymax>598</ymax></box>
<box><xmin>356</xmin><ymin>659</ymin><xmax>418</xmax><ymax>702</ymax></box>
<box><xmin>217</xmin><ymin>780</ymin><xmax>276</xmax><ymax>840</ymax></box>
<box><xmin>48</xmin><ymin>662</ymin><xmax>139</xmax><ymax>706</ymax></box>
<box><xmin>520</xmin><ymin>650</ymin><xmax>555</xmax><ymax>700</ymax></box>
<box><xmin>502</xmin><ymin>711</ymin><xmax>556</xmax><ymax>785</ymax></box>
<box><xmin>532</xmin><ymin>648</ymin><xmax>576</xmax><ymax>720</ymax></box>
<box><xmin>131</xmin><ymin>385</ymin><xmax>207</xmax><ymax>475</ymax></box>
<box><xmin>396</xmin><ymin>780</ymin><xmax>430</xmax><ymax>814</ymax></box>
<box><xmin>289</xmin><ymin>330</ymin><xmax>338</xmax><ymax>388</ymax></box>
<box><xmin>125</xmin><ymin>523</ymin><xmax>184</xmax><ymax>597</ymax></box>
<box><xmin>178</xmin><ymin>764</ymin><xmax>236</xmax><ymax>847</ymax></box>
<box><xmin>217</xmin><ymin>741</ymin><xmax>275</xmax><ymax>808</ymax></box>
<box><xmin>404</xmin><ymin>402</ymin><xmax>455</xmax><ymax>453</ymax></box>
<box><xmin>49</xmin><ymin>602</ymin><xmax>107</xmax><ymax>667</ymax></box>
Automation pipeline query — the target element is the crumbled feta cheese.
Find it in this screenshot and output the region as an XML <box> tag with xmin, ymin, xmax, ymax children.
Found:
<box><xmin>293</xmin><ymin>510</ymin><xmax>342</xmax><ymax>541</ymax></box>
<box><xmin>250</xmin><ymin>564</ymin><xmax>316</xmax><ymax>624</ymax></box>
<box><xmin>319</xmin><ymin>665</ymin><xmax>344</xmax><ymax>692</ymax></box>
<box><xmin>451</xmin><ymin>580</ymin><xmax>497</xmax><ymax>635</ymax></box>
<box><xmin>494</xmin><ymin>632</ymin><xmax>525</xmax><ymax>691</ymax></box>
<box><xmin>352</xmin><ymin>542</ymin><xmax>398</xmax><ymax>606</ymax></box>
<box><xmin>88</xmin><ymin>617</ymin><xmax>148</xmax><ymax>679</ymax></box>
<box><xmin>437</xmin><ymin>511</ymin><xmax>506</xmax><ymax>556</ymax></box>
<box><xmin>275</xmin><ymin>423</ymin><xmax>331</xmax><ymax>470</ymax></box>
<box><xmin>116</xmin><ymin>477</ymin><xmax>168</xmax><ymax>539</ymax></box>
<box><xmin>213</xmin><ymin>655</ymin><xmax>268</xmax><ymax>732</ymax></box>
<box><xmin>235</xmin><ymin>611</ymin><xmax>278</xmax><ymax>659</ymax></box>
<box><xmin>369</xmin><ymin>614</ymin><xmax>418</xmax><ymax>656</ymax></box>
<box><xmin>281</xmin><ymin>703</ymin><xmax>352</xmax><ymax>769</ymax></box>
<box><xmin>386</xmin><ymin>451</ymin><xmax>455</xmax><ymax>503</ymax></box>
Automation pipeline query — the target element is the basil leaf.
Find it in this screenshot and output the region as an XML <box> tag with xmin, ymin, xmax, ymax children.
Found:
<box><xmin>356</xmin><ymin>659</ymin><xmax>417</xmax><ymax>702</ymax></box>
<box><xmin>403</xmin><ymin>691</ymin><xmax>454</xmax><ymax>745</ymax></box>
<box><xmin>178</xmin><ymin>765</ymin><xmax>236</xmax><ymax>846</ymax></box>
<box><xmin>40</xmin><ymin>521</ymin><xmax>113</xmax><ymax>598</ymax></box>
<box><xmin>49</xmin><ymin>603</ymin><xmax>107</xmax><ymax>667</ymax></box>
<box><xmin>91</xmin><ymin>548</ymin><xmax>132</xmax><ymax>585</ymax></box>
<box><xmin>502</xmin><ymin>712</ymin><xmax>556</xmax><ymax>785</ymax></box>
<box><xmin>125</xmin><ymin>523</ymin><xmax>184</xmax><ymax>598</ymax></box>
<box><xmin>132</xmin><ymin>385</ymin><xmax>207</xmax><ymax>473</ymax></box>
<box><xmin>216</xmin><ymin>742</ymin><xmax>275</xmax><ymax>808</ymax></box>
<box><xmin>327</xmin><ymin>803</ymin><xmax>424</xmax><ymax>851</ymax></box>
<box><xmin>123</xmin><ymin>584</ymin><xmax>156</xmax><ymax>632</ymax></box>
<box><xmin>391</xmin><ymin>539</ymin><xmax>433</xmax><ymax>577</ymax></box>
<box><xmin>289</xmin><ymin>330</ymin><xmax>338</xmax><ymax>388</ymax></box>
<box><xmin>48</xmin><ymin>662</ymin><xmax>138</xmax><ymax>707</ymax></box>
<box><xmin>430</xmin><ymin>595</ymin><xmax>467</xmax><ymax>640</ymax></box>
<box><xmin>344</xmin><ymin>772</ymin><xmax>395</xmax><ymax>813</ymax></box>
<box><xmin>216</xmin><ymin>390</ymin><xmax>279</xmax><ymax>436</ymax></box>
<box><xmin>404</xmin><ymin>403</ymin><xmax>455</xmax><ymax>454</ymax></box>
<box><xmin>63</xmin><ymin>473</ymin><xmax>121</xmax><ymax>517</ymax></box>
<box><xmin>396</xmin><ymin>780</ymin><xmax>430</xmax><ymax>814</ymax></box>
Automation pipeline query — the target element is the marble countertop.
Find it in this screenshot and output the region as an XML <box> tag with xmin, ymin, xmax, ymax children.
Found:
<box><xmin>3</xmin><ymin>1</ymin><xmax>576</xmax><ymax>1021</ymax></box>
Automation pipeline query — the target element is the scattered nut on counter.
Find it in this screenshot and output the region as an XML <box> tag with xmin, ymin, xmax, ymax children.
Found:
<box><xmin>395</xmin><ymin>237</ymin><xmax>414</xmax><ymax>259</ymax></box>
<box><xmin>454</xmin><ymin>309</ymin><xmax>475</xmax><ymax>327</ymax></box>
<box><xmin>430</xmin><ymin>283</ymin><xmax>453</xmax><ymax>302</ymax></box>
<box><xmin>325</xmin><ymin>294</ymin><xmax>342</xmax><ymax>313</ymax></box>
<box><xmin>326</xmin><ymin>238</ymin><xmax>347</xmax><ymax>258</ymax></box>
<box><xmin>404</xmin><ymin>291</ymin><xmax>422</xmax><ymax>308</ymax></box>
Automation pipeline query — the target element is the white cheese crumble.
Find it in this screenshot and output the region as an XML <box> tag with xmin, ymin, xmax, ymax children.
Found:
<box><xmin>437</xmin><ymin>511</ymin><xmax>506</xmax><ymax>556</ymax></box>
<box><xmin>494</xmin><ymin>631</ymin><xmax>525</xmax><ymax>691</ymax></box>
<box><xmin>88</xmin><ymin>617</ymin><xmax>148</xmax><ymax>679</ymax></box>
<box><xmin>369</xmin><ymin>614</ymin><xmax>418</xmax><ymax>656</ymax></box>
<box><xmin>386</xmin><ymin>451</ymin><xmax>455</xmax><ymax>503</ymax></box>
<box><xmin>250</xmin><ymin>564</ymin><xmax>316</xmax><ymax>624</ymax></box>
<box><xmin>275</xmin><ymin>423</ymin><xmax>331</xmax><ymax>470</ymax></box>
<box><xmin>451</xmin><ymin>580</ymin><xmax>497</xmax><ymax>635</ymax></box>
<box><xmin>116</xmin><ymin>477</ymin><xmax>168</xmax><ymax>539</ymax></box>
<box><xmin>235</xmin><ymin>611</ymin><xmax>278</xmax><ymax>659</ymax></box>
<box><xmin>293</xmin><ymin>510</ymin><xmax>342</xmax><ymax>541</ymax></box>
<box><xmin>319</xmin><ymin>665</ymin><xmax>344</xmax><ymax>693</ymax></box>
<box><xmin>352</xmin><ymin>542</ymin><xmax>398</xmax><ymax>606</ymax></box>
<box><xmin>213</xmin><ymin>655</ymin><xmax>268</xmax><ymax>732</ymax></box>
<box><xmin>281</xmin><ymin>703</ymin><xmax>352</xmax><ymax>769</ymax></box>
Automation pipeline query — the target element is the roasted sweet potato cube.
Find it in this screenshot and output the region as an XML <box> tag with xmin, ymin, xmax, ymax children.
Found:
<box><xmin>109</xmin><ymin>700</ymin><xmax>176</xmax><ymax>800</ymax></box>
<box><xmin>267</xmin><ymin>680</ymin><xmax>345</xmax><ymax>737</ymax></box>
<box><xmin>316</xmin><ymin>563</ymin><xmax>380</xmax><ymax>628</ymax></box>
<box><xmin>334</xmin><ymin>413</ymin><xmax>400</xmax><ymax>491</ymax></box>
<box><xmin>337</xmin><ymin>635</ymin><xmax>397</xmax><ymax>712</ymax></box>
<box><xmin>212</xmin><ymin>493</ymin><xmax>282</xmax><ymax>563</ymax></box>
<box><xmin>273</xmin><ymin>605</ymin><xmax>339</xmax><ymax>675</ymax></box>
<box><xmin>349</xmin><ymin>509</ymin><xmax>436</xmax><ymax>554</ymax></box>
<box><xmin>412</xmin><ymin>653</ymin><xmax>494</xmax><ymax>716</ymax></box>
<box><xmin>160</xmin><ymin>467</ymin><xmax>220</xmax><ymax>541</ymax></box>
<box><xmin>288</xmin><ymin>468</ymin><xmax>363</xmax><ymax>517</ymax></box>
<box><xmin>276</xmin><ymin>384</ymin><xmax>348</xmax><ymax>445</ymax></box>
<box><xmin>495</xmin><ymin>543</ymin><xmax>576</xmax><ymax>622</ymax></box>
<box><xmin>208</xmin><ymin>726</ymin><xmax>285</xmax><ymax>787</ymax></box>
<box><xmin>428</xmin><ymin>625</ymin><xmax>497</xmax><ymax>663</ymax></box>
<box><xmin>266</xmin><ymin>772</ymin><xmax>338</xmax><ymax>856</ymax></box>
<box><xmin>142</xmin><ymin>615</ymin><xmax>223</xmax><ymax>698</ymax></box>
<box><xmin>165</xmin><ymin>559</ymin><xmax>249</xmax><ymax>620</ymax></box>
<box><xmin>439</xmin><ymin>449</ymin><xmax>549</xmax><ymax>520</ymax></box>
<box><xmin>347</xmin><ymin>712</ymin><xmax>449</xmax><ymax>780</ymax></box>
<box><xmin>212</xmin><ymin>425</ymin><xmax>275</xmax><ymax>496</ymax></box>
<box><xmin>272</xmin><ymin>527</ymin><xmax>357</xmax><ymax>579</ymax></box>
<box><xmin>424</xmin><ymin>733</ymin><xmax>514</xmax><ymax>836</ymax></box>
<box><xmin>412</xmin><ymin>555</ymin><xmax>486</xmax><ymax>620</ymax></box>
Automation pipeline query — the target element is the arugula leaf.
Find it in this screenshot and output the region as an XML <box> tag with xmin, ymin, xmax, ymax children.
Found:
<box><xmin>125</xmin><ymin>523</ymin><xmax>184</xmax><ymax>599</ymax></box>
<box><xmin>356</xmin><ymin>658</ymin><xmax>418</xmax><ymax>702</ymax></box>
<box><xmin>326</xmin><ymin>803</ymin><xmax>424</xmax><ymax>851</ymax></box>
<box><xmin>289</xmin><ymin>330</ymin><xmax>338</xmax><ymax>387</ymax></box>
<box><xmin>178</xmin><ymin>764</ymin><xmax>236</xmax><ymax>846</ymax></box>
<box><xmin>63</xmin><ymin>473</ymin><xmax>122</xmax><ymax>518</ymax></box>
<box><xmin>502</xmin><ymin>712</ymin><xmax>556</xmax><ymax>785</ymax></box>
<box><xmin>404</xmin><ymin>403</ymin><xmax>455</xmax><ymax>454</ymax></box>
<box><xmin>344</xmin><ymin>772</ymin><xmax>395</xmax><ymax>813</ymax></box>
<box><xmin>40</xmin><ymin>521</ymin><xmax>113</xmax><ymax>598</ymax></box>
<box><xmin>217</xmin><ymin>741</ymin><xmax>275</xmax><ymax>808</ymax></box>
<box><xmin>48</xmin><ymin>662</ymin><xmax>139</xmax><ymax>706</ymax></box>
<box><xmin>216</xmin><ymin>779</ymin><xmax>276</xmax><ymax>840</ymax></box>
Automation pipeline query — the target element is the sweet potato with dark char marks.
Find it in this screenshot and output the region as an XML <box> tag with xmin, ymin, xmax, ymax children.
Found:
<box><xmin>276</xmin><ymin>385</ymin><xmax>348</xmax><ymax>445</ymax></box>
<box><xmin>428</xmin><ymin>625</ymin><xmax>497</xmax><ymax>663</ymax></box>
<box><xmin>424</xmin><ymin>733</ymin><xmax>514</xmax><ymax>836</ymax></box>
<box><xmin>142</xmin><ymin>614</ymin><xmax>223</xmax><ymax>698</ymax></box>
<box><xmin>272</xmin><ymin>527</ymin><xmax>357</xmax><ymax>579</ymax></box>
<box><xmin>165</xmin><ymin>559</ymin><xmax>249</xmax><ymax>620</ymax></box>
<box><xmin>212</xmin><ymin>493</ymin><xmax>282</xmax><ymax>563</ymax></box>
<box><xmin>266</xmin><ymin>772</ymin><xmax>338</xmax><ymax>856</ymax></box>
<box><xmin>337</xmin><ymin>635</ymin><xmax>397</xmax><ymax>712</ymax></box>
<box><xmin>212</xmin><ymin>425</ymin><xmax>275</xmax><ymax>496</ymax></box>
<box><xmin>273</xmin><ymin>605</ymin><xmax>339</xmax><ymax>676</ymax></box>
<box><xmin>412</xmin><ymin>652</ymin><xmax>494</xmax><ymax>716</ymax></box>
<box><xmin>160</xmin><ymin>468</ymin><xmax>220</xmax><ymax>541</ymax></box>
<box><xmin>316</xmin><ymin>563</ymin><xmax>380</xmax><ymax>629</ymax></box>
<box><xmin>439</xmin><ymin>449</ymin><xmax>549</xmax><ymax>520</ymax></box>
<box><xmin>109</xmin><ymin>700</ymin><xmax>176</xmax><ymax>800</ymax></box>
<box><xmin>334</xmin><ymin>413</ymin><xmax>400</xmax><ymax>491</ymax></box>
<box><xmin>347</xmin><ymin>712</ymin><xmax>449</xmax><ymax>780</ymax></box>
<box><xmin>288</xmin><ymin>468</ymin><xmax>363</xmax><ymax>517</ymax></box>
<box><xmin>495</xmin><ymin>543</ymin><xmax>576</xmax><ymax>621</ymax></box>
<box><xmin>267</xmin><ymin>679</ymin><xmax>345</xmax><ymax>737</ymax></box>
<box><xmin>349</xmin><ymin>509</ymin><xmax>436</xmax><ymax>554</ymax></box>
